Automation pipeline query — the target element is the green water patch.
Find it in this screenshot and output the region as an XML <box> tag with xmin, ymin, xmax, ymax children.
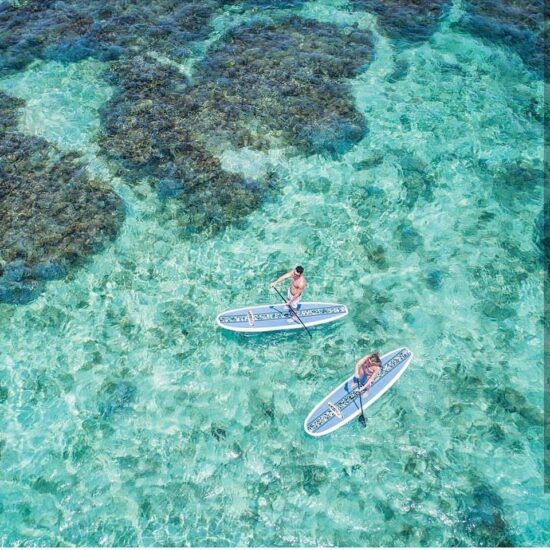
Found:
<box><xmin>0</xmin><ymin>59</ymin><xmax>112</xmax><ymax>151</ymax></box>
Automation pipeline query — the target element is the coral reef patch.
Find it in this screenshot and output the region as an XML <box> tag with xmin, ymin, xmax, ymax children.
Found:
<box><xmin>99</xmin><ymin>56</ymin><xmax>267</xmax><ymax>234</ymax></box>
<box><xmin>457</xmin><ymin>484</ymin><xmax>513</xmax><ymax>546</ymax></box>
<box><xmin>190</xmin><ymin>17</ymin><xmax>373</xmax><ymax>155</ymax></box>
<box><xmin>0</xmin><ymin>92</ymin><xmax>124</xmax><ymax>304</ymax></box>
<box><xmin>99</xmin><ymin>17</ymin><xmax>373</xmax><ymax>232</ymax></box>
<box><xmin>349</xmin><ymin>0</ymin><xmax>451</xmax><ymax>45</ymax></box>
<box><xmin>455</xmin><ymin>0</ymin><xmax>546</xmax><ymax>77</ymax></box>
<box><xmin>0</xmin><ymin>0</ymin><xmax>226</xmax><ymax>76</ymax></box>
<box><xmin>0</xmin><ymin>0</ymin><xmax>310</xmax><ymax>77</ymax></box>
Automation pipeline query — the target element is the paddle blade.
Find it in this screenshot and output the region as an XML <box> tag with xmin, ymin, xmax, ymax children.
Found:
<box><xmin>358</xmin><ymin>414</ymin><xmax>367</xmax><ymax>427</ymax></box>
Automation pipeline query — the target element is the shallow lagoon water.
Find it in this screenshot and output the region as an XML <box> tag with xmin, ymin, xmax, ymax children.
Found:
<box><xmin>0</xmin><ymin>0</ymin><xmax>547</xmax><ymax>546</ymax></box>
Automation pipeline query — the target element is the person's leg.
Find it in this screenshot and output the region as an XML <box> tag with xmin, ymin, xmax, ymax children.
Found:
<box><xmin>287</xmin><ymin>302</ymin><xmax>300</xmax><ymax>322</ymax></box>
<box><xmin>286</xmin><ymin>289</ymin><xmax>301</xmax><ymax>322</ymax></box>
<box><xmin>346</xmin><ymin>374</ymin><xmax>367</xmax><ymax>392</ymax></box>
<box><xmin>286</xmin><ymin>288</ymin><xmax>294</xmax><ymax>304</ymax></box>
<box><xmin>345</xmin><ymin>376</ymin><xmax>360</xmax><ymax>393</ymax></box>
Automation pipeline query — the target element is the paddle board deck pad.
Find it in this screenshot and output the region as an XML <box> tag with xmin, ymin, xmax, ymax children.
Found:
<box><xmin>304</xmin><ymin>347</ymin><xmax>413</xmax><ymax>437</ymax></box>
<box><xmin>216</xmin><ymin>302</ymin><xmax>348</xmax><ymax>333</ymax></box>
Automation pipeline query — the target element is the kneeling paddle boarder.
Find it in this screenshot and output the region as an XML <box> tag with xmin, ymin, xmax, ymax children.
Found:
<box><xmin>346</xmin><ymin>352</ymin><xmax>382</xmax><ymax>394</ymax></box>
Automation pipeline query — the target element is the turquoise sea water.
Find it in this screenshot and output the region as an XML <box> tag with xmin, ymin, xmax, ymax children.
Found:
<box><xmin>0</xmin><ymin>0</ymin><xmax>547</xmax><ymax>546</ymax></box>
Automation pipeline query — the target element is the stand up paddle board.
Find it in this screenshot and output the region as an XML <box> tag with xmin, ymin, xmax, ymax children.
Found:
<box><xmin>304</xmin><ymin>347</ymin><xmax>413</xmax><ymax>437</ymax></box>
<box><xmin>216</xmin><ymin>302</ymin><xmax>348</xmax><ymax>333</ymax></box>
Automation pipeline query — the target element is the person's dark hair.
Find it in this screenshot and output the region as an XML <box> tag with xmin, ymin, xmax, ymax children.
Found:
<box><xmin>295</xmin><ymin>265</ymin><xmax>304</xmax><ymax>274</ymax></box>
<box><xmin>370</xmin><ymin>352</ymin><xmax>381</xmax><ymax>365</ymax></box>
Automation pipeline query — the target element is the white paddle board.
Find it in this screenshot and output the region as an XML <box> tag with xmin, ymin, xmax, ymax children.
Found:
<box><xmin>304</xmin><ymin>347</ymin><xmax>413</xmax><ymax>437</ymax></box>
<box><xmin>216</xmin><ymin>302</ymin><xmax>348</xmax><ymax>333</ymax></box>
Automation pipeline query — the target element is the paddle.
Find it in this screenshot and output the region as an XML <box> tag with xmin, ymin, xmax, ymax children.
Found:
<box><xmin>356</xmin><ymin>383</ymin><xmax>367</xmax><ymax>427</ymax></box>
<box><xmin>346</xmin><ymin>377</ymin><xmax>367</xmax><ymax>427</ymax></box>
<box><xmin>272</xmin><ymin>286</ymin><xmax>312</xmax><ymax>339</ymax></box>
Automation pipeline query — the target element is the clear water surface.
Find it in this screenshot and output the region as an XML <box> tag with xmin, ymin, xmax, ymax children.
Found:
<box><xmin>0</xmin><ymin>0</ymin><xmax>546</xmax><ymax>546</ymax></box>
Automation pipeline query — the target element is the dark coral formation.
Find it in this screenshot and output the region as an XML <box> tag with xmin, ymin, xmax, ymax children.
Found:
<box><xmin>533</xmin><ymin>208</ymin><xmax>549</xmax><ymax>265</ymax></box>
<box><xmin>397</xmin><ymin>152</ymin><xmax>436</xmax><ymax>208</ymax></box>
<box><xmin>99</xmin><ymin>18</ymin><xmax>372</xmax><ymax>231</ymax></box>
<box><xmin>0</xmin><ymin>0</ymin><xmax>225</xmax><ymax>75</ymax></box>
<box><xmin>0</xmin><ymin>90</ymin><xmax>24</xmax><ymax>133</ymax></box>
<box><xmin>0</xmin><ymin>0</ymin><xmax>310</xmax><ymax>77</ymax></box>
<box><xmin>465</xmin><ymin>159</ymin><xmax>543</xmax><ymax>320</ymax></box>
<box><xmin>98</xmin><ymin>380</ymin><xmax>137</xmax><ymax>418</ymax></box>
<box><xmin>468</xmin><ymin>246</ymin><xmax>530</xmax><ymax>322</ymax></box>
<box><xmin>0</xmin><ymin>92</ymin><xmax>124</xmax><ymax>304</ymax></box>
<box><xmin>99</xmin><ymin>56</ymin><xmax>266</xmax><ymax>234</ymax></box>
<box><xmin>224</xmin><ymin>0</ymin><xmax>305</xmax><ymax>8</ymax></box>
<box><xmin>490</xmin><ymin>161</ymin><xmax>543</xmax><ymax>211</ymax></box>
<box><xmin>457</xmin><ymin>484</ymin><xmax>513</xmax><ymax>546</ymax></box>
<box><xmin>189</xmin><ymin>17</ymin><xmax>373</xmax><ymax>155</ymax></box>
<box><xmin>350</xmin><ymin>0</ymin><xmax>451</xmax><ymax>45</ymax></box>
<box><xmin>456</xmin><ymin>0</ymin><xmax>546</xmax><ymax>77</ymax></box>
<box><xmin>101</xmin><ymin>17</ymin><xmax>373</xmax><ymax>156</ymax></box>
<box><xmin>2</xmin><ymin>2</ymin><xmax>374</xmax><ymax>240</ymax></box>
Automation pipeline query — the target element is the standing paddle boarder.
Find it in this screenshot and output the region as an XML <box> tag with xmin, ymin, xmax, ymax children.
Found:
<box><xmin>270</xmin><ymin>266</ymin><xmax>307</xmax><ymax>322</ymax></box>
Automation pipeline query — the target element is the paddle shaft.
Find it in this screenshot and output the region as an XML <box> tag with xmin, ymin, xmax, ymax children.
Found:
<box><xmin>272</xmin><ymin>286</ymin><xmax>312</xmax><ymax>339</ymax></box>
<box><xmin>356</xmin><ymin>383</ymin><xmax>367</xmax><ymax>426</ymax></box>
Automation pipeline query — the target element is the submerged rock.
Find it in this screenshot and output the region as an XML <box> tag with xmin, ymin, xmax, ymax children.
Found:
<box><xmin>458</xmin><ymin>484</ymin><xmax>513</xmax><ymax>546</ymax></box>
<box><xmin>98</xmin><ymin>381</ymin><xmax>137</xmax><ymax>417</ymax></box>
<box><xmin>487</xmin><ymin>387</ymin><xmax>543</xmax><ymax>427</ymax></box>
<box><xmin>456</xmin><ymin>0</ymin><xmax>545</xmax><ymax>78</ymax></box>
<box><xmin>100</xmin><ymin>17</ymin><xmax>373</xmax><ymax>232</ymax></box>
<box><xmin>396</xmin><ymin>220</ymin><xmax>424</xmax><ymax>253</ymax></box>
<box><xmin>425</xmin><ymin>269</ymin><xmax>444</xmax><ymax>290</ymax></box>
<box><xmin>468</xmin><ymin>249</ymin><xmax>529</xmax><ymax>322</ymax></box>
<box><xmin>0</xmin><ymin>0</ymin><xmax>227</xmax><ymax>75</ymax></box>
<box><xmin>398</xmin><ymin>153</ymin><xmax>437</xmax><ymax>208</ymax></box>
<box><xmin>211</xmin><ymin>426</ymin><xmax>227</xmax><ymax>441</ymax></box>
<box><xmin>350</xmin><ymin>0</ymin><xmax>451</xmax><ymax>45</ymax></box>
<box><xmin>0</xmin><ymin>92</ymin><xmax>124</xmax><ymax>305</ymax></box>
<box><xmin>533</xmin><ymin>209</ymin><xmax>549</xmax><ymax>266</ymax></box>
<box><xmin>490</xmin><ymin>161</ymin><xmax>543</xmax><ymax>210</ymax></box>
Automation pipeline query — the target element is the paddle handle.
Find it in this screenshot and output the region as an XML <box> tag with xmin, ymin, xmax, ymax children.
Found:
<box><xmin>272</xmin><ymin>285</ymin><xmax>312</xmax><ymax>339</ymax></box>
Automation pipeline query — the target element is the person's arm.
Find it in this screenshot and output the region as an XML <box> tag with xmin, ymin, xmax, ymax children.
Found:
<box><xmin>270</xmin><ymin>270</ymin><xmax>293</xmax><ymax>287</ymax></box>
<box><xmin>360</xmin><ymin>365</ymin><xmax>380</xmax><ymax>392</ymax></box>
